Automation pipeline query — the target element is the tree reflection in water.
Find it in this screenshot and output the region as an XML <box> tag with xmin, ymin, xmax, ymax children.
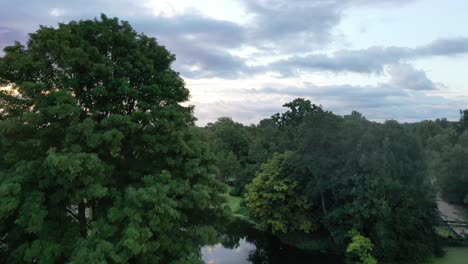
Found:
<box><xmin>202</xmin><ymin>219</ymin><xmax>343</xmax><ymax>264</ymax></box>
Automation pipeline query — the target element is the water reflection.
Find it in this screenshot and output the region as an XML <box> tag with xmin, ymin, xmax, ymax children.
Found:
<box><xmin>202</xmin><ymin>238</ymin><xmax>255</xmax><ymax>264</ymax></box>
<box><xmin>201</xmin><ymin>219</ymin><xmax>343</xmax><ymax>264</ymax></box>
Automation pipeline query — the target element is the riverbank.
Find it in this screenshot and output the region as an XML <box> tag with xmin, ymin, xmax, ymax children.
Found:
<box><xmin>222</xmin><ymin>188</ymin><xmax>468</xmax><ymax>264</ymax></box>
<box><xmin>222</xmin><ymin>187</ymin><xmax>261</xmax><ymax>228</ymax></box>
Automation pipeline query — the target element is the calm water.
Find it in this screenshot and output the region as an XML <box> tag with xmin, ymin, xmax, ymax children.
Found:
<box><xmin>201</xmin><ymin>219</ymin><xmax>343</xmax><ymax>264</ymax></box>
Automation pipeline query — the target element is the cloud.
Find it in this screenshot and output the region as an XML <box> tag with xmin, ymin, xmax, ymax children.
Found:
<box><xmin>1</xmin><ymin>0</ymin><xmax>468</xmax><ymax>80</ymax></box>
<box><xmin>193</xmin><ymin>85</ymin><xmax>463</xmax><ymax>126</ymax></box>
<box><xmin>239</xmin><ymin>0</ymin><xmax>419</xmax><ymax>51</ymax></box>
<box><xmin>241</xmin><ymin>0</ymin><xmax>342</xmax><ymax>50</ymax></box>
<box><xmin>254</xmin><ymin>64</ymin><xmax>440</xmax><ymax>98</ymax></box>
<box><xmin>264</xmin><ymin>38</ymin><xmax>468</xmax><ymax>76</ymax></box>
<box><xmin>129</xmin><ymin>15</ymin><xmax>249</xmax><ymax>78</ymax></box>
<box><xmin>246</xmin><ymin>83</ymin><xmax>407</xmax><ymax>110</ymax></box>
<box><xmin>264</xmin><ymin>46</ymin><xmax>409</xmax><ymax>75</ymax></box>
<box><xmin>415</xmin><ymin>37</ymin><xmax>468</xmax><ymax>57</ymax></box>
<box><xmin>0</xmin><ymin>4</ymin><xmax>249</xmax><ymax>78</ymax></box>
<box><xmin>48</xmin><ymin>8</ymin><xmax>67</xmax><ymax>17</ymax></box>
<box><xmin>386</xmin><ymin>64</ymin><xmax>441</xmax><ymax>91</ymax></box>
<box><xmin>0</xmin><ymin>0</ymin><xmax>144</xmax><ymax>49</ymax></box>
<box><xmin>193</xmin><ymin>63</ymin><xmax>455</xmax><ymax>125</ymax></box>
<box><xmin>131</xmin><ymin>14</ymin><xmax>245</xmax><ymax>49</ymax></box>
<box><xmin>169</xmin><ymin>43</ymin><xmax>249</xmax><ymax>79</ymax></box>
<box><xmin>0</xmin><ymin>0</ymin><xmax>430</xmax><ymax>79</ymax></box>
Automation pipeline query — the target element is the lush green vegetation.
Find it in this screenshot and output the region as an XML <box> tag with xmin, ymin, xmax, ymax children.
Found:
<box><xmin>1</xmin><ymin>15</ymin><xmax>468</xmax><ymax>264</ymax></box>
<box><xmin>225</xmin><ymin>100</ymin><xmax>441</xmax><ymax>263</ymax></box>
<box><xmin>203</xmin><ymin>100</ymin><xmax>468</xmax><ymax>263</ymax></box>
<box><xmin>0</xmin><ymin>15</ymin><xmax>228</xmax><ymax>263</ymax></box>
<box><xmin>223</xmin><ymin>186</ymin><xmax>242</xmax><ymax>213</ymax></box>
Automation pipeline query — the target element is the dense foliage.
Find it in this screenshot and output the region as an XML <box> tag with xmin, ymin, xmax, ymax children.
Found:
<box><xmin>198</xmin><ymin>117</ymin><xmax>262</xmax><ymax>195</ymax></box>
<box><xmin>0</xmin><ymin>15</ymin><xmax>227</xmax><ymax>263</ymax></box>
<box><xmin>245</xmin><ymin>152</ymin><xmax>315</xmax><ymax>234</ymax></box>
<box><xmin>1</xmin><ymin>14</ymin><xmax>466</xmax><ymax>264</ymax></box>
<box><xmin>205</xmin><ymin>99</ymin><xmax>445</xmax><ymax>263</ymax></box>
<box><xmin>416</xmin><ymin>114</ymin><xmax>468</xmax><ymax>204</ymax></box>
<box><xmin>345</xmin><ymin>229</ymin><xmax>377</xmax><ymax>264</ymax></box>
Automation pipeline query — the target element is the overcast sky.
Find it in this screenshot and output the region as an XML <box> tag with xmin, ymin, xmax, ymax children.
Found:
<box><xmin>1</xmin><ymin>0</ymin><xmax>468</xmax><ymax>125</ymax></box>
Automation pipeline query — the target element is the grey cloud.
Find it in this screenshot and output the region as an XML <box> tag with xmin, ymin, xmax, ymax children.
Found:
<box><xmin>386</xmin><ymin>64</ymin><xmax>440</xmax><ymax>91</ymax></box>
<box><xmin>248</xmin><ymin>83</ymin><xmax>408</xmax><ymax>109</ymax></box>
<box><xmin>195</xmin><ymin>82</ymin><xmax>460</xmax><ymax>126</ymax></box>
<box><xmin>242</xmin><ymin>0</ymin><xmax>342</xmax><ymax>49</ymax></box>
<box><xmin>0</xmin><ymin>0</ymin><xmax>142</xmax><ymax>31</ymax></box>
<box><xmin>0</xmin><ymin>0</ymin><xmax>145</xmax><ymax>51</ymax></box>
<box><xmin>344</xmin><ymin>0</ymin><xmax>419</xmax><ymax>7</ymax></box>
<box><xmin>131</xmin><ymin>15</ymin><xmax>245</xmax><ymax>49</ymax></box>
<box><xmin>415</xmin><ymin>37</ymin><xmax>468</xmax><ymax>57</ymax></box>
<box><xmin>130</xmin><ymin>15</ymin><xmax>248</xmax><ymax>78</ymax></box>
<box><xmin>240</xmin><ymin>0</ymin><xmax>419</xmax><ymax>51</ymax></box>
<box><xmin>249</xmin><ymin>64</ymin><xmax>442</xmax><ymax>109</ymax></box>
<box><xmin>265</xmin><ymin>38</ymin><xmax>468</xmax><ymax>76</ymax></box>
<box><xmin>194</xmin><ymin>85</ymin><xmax>463</xmax><ymax>126</ymax></box>
<box><xmin>265</xmin><ymin>46</ymin><xmax>410</xmax><ymax>76</ymax></box>
<box><xmin>170</xmin><ymin>43</ymin><xmax>249</xmax><ymax>79</ymax></box>
<box><xmin>1</xmin><ymin>0</ymin><xmax>467</xmax><ymax>80</ymax></box>
<box><xmin>0</xmin><ymin>1</ymin><xmax>248</xmax><ymax>79</ymax></box>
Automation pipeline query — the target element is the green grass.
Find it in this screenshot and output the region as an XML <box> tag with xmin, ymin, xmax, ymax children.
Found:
<box><xmin>221</xmin><ymin>185</ymin><xmax>261</xmax><ymax>228</ymax></box>
<box><xmin>222</xmin><ymin>186</ymin><xmax>242</xmax><ymax>213</ymax></box>
<box><xmin>225</xmin><ymin>192</ymin><xmax>242</xmax><ymax>213</ymax></box>
<box><xmin>426</xmin><ymin>247</ymin><xmax>468</xmax><ymax>264</ymax></box>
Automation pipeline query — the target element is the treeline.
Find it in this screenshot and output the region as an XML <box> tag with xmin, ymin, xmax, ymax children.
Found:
<box><xmin>199</xmin><ymin>98</ymin><xmax>468</xmax><ymax>263</ymax></box>
<box><xmin>412</xmin><ymin>112</ymin><xmax>468</xmax><ymax>204</ymax></box>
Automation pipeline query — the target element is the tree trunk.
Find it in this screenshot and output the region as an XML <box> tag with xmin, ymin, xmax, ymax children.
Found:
<box><xmin>78</xmin><ymin>202</ymin><xmax>87</xmax><ymax>237</ymax></box>
<box><xmin>321</xmin><ymin>191</ymin><xmax>328</xmax><ymax>215</ymax></box>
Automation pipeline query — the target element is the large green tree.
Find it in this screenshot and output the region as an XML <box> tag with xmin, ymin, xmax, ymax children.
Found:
<box><xmin>0</xmin><ymin>15</ymin><xmax>227</xmax><ymax>263</ymax></box>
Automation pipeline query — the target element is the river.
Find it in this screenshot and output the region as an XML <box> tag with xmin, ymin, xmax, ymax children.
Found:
<box><xmin>201</xmin><ymin>219</ymin><xmax>343</xmax><ymax>264</ymax></box>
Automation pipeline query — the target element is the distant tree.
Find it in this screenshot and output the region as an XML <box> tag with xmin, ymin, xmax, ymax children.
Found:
<box><xmin>0</xmin><ymin>15</ymin><xmax>227</xmax><ymax>263</ymax></box>
<box><xmin>216</xmin><ymin>151</ymin><xmax>242</xmax><ymax>183</ymax></box>
<box><xmin>209</xmin><ymin>117</ymin><xmax>250</xmax><ymax>158</ymax></box>
<box><xmin>204</xmin><ymin>117</ymin><xmax>255</xmax><ymax>195</ymax></box>
<box><xmin>435</xmin><ymin>117</ymin><xmax>452</xmax><ymax>129</ymax></box>
<box><xmin>458</xmin><ymin>109</ymin><xmax>468</xmax><ymax>133</ymax></box>
<box><xmin>413</xmin><ymin>120</ymin><xmax>443</xmax><ymax>148</ymax></box>
<box><xmin>430</xmin><ymin>131</ymin><xmax>468</xmax><ymax>203</ymax></box>
<box><xmin>272</xmin><ymin>98</ymin><xmax>323</xmax><ymax>128</ymax></box>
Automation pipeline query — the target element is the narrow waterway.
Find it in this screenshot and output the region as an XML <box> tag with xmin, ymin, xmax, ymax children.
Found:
<box><xmin>201</xmin><ymin>219</ymin><xmax>342</xmax><ymax>264</ymax></box>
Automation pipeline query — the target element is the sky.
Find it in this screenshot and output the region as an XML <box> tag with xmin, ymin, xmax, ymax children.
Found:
<box><xmin>1</xmin><ymin>0</ymin><xmax>468</xmax><ymax>125</ymax></box>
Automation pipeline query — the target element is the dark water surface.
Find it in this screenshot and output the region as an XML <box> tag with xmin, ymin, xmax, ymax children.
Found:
<box><xmin>201</xmin><ymin>219</ymin><xmax>343</xmax><ymax>264</ymax></box>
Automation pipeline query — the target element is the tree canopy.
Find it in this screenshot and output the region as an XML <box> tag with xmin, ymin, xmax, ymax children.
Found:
<box><xmin>245</xmin><ymin>152</ymin><xmax>315</xmax><ymax>234</ymax></box>
<box><xmin>242</xmin><ymin>99</ymin><xmax>441</xmax><ymax>263</ymax></box>
<box><xmin>0</xmin><ymin>15</ymin><xmax>227</xmax><ymax>263</ymax></box>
